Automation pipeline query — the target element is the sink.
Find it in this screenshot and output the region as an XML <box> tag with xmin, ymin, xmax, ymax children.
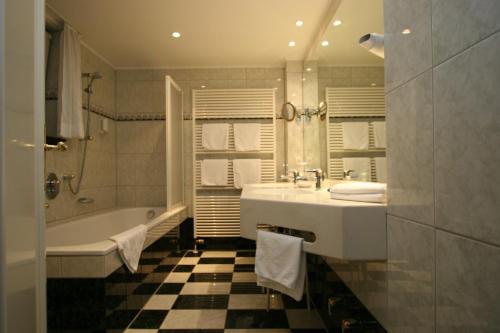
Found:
<box><xmin>240</xmin><ymin>181</ymin><xmax>387</xmax><ymax>260</ymax></box>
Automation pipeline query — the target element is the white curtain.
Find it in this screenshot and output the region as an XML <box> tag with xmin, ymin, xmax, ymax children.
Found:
<box><xmin>57</xmin><ymin>24</ymin><xmax>84</xmax><ymax>139</ymax></box>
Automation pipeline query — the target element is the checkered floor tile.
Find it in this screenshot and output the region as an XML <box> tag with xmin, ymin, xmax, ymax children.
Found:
<box><xmin>125</xmin><ymin>250</ymin><xmax>326</xmax><ymax>333</ymax></box>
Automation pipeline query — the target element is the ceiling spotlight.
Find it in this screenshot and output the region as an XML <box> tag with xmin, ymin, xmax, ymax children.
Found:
<box><xmin>333</xmin><ymin>20</ymin><xmax>342</xmax><ymax>27</ymax></box>
<box><xmin>171</xmin><ymin>31</ymin><xmax>181</xmax><ymax>38</ymax></box>
<box><xmin>288</xmin><ymin>40</ymin><xmax>296</xmax><ymax>47</ymax></box>
<box><xmin>402</xmin><ymin>28</ymin><xmax>411</xmax><ymax>35</ymax></box>
<box><xmin>295</xmin><ymin>20</ymin><xmax>304</xmax><ymax>27</ymax></box>
<box><xmin>321</xmin><ymin>40</ymin><xmax>329</xmax><ymax>47</ymax></box>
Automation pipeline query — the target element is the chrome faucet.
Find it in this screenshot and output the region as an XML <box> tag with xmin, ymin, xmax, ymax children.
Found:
<box><xmin>291</xmin><ymin>170</ymin><xmax>308</xmax><ymax>184</ymax></box>
<box><xmin>306</xmin><ymin>169</ymin><xmax>324</xmax><ymax>189</ymax></box>
<box><xmin>343</xmin><ymin>169</ymin><xmax>355</xmax><ymax>179</ymax></box>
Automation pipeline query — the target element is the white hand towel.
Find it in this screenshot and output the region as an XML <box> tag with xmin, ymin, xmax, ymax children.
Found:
<box><xmin>202</xmin><ymin>123</ymin><xmax>229</xmax><ymax>150</ymax></box>
<box><xmin>330</xmin><ymin>192</ymin><xmax>386</xmax><ymax>203</ymax></box>
<box><xmin>233</xmin><ymin>159</ymin><xmax>261</xmax><ymax>189</ymax></box>
<box><xmin>234</xmin><ymin>123</ymin><xmax>261</xmax><ymax>151</ymax></box>
<box><xmin>330</xmin><ymin>181</ymin><xmax>386</xmax><ymax>195</ymax></box>
<box><xmin>201</xmin><ymin>159</ymin><xmax>228</xmax><ymax>186</ymax></box>
<box><xmin>343</xmin><ymin>157</ymin><xmax>371</xmax><ymax>181</ymax></box>
<box><xmin>342</xmin><ymin>122</ymin><xmax>369</xmax><ymax>150</ymax></box>
<box><xmin>109</xmin><ymin>224</ymin><xmax>147</xmax><ymax>273</ymax></box>
<box><xmin>255</xmin><ymin>230</ymin><xmax>306</xmax><ymax>301</ymax></box>
<box><xmin>375</xmin><ymin>157</ymin><xmax>387</xmax><ymax>183</ymax></box>
<box><xmin>373</xmin><ymin>121</ymin><xmax>386</xmax><ymax>148</ymax></box>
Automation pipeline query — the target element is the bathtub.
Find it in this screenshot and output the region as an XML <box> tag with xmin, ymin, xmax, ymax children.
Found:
<box><xmin>46</xmin><ymin>206</ymin><xmax>187</xmax><ymax>278</ymax></box>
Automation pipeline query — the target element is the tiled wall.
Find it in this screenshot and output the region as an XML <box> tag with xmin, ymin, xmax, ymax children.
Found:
<box><xmin>45</xmin><ymin>46</ymin><xmax>117</xmax><ymax>224</ymax></box>
<box><xmin>324</xmin><ymin>1</ymin><xmax>500</xmax><ymax>332</ymax></box>
<box><xmin>115</xmin><ymin>68</ymin><xmax>286</xmax><ymax>216</ymax></box>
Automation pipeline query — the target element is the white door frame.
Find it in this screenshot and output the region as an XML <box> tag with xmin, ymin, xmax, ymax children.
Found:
<box><xmin>0</xmin><ymin>0</ymin><xmax>46</xmax><ymax>332</ymax></box>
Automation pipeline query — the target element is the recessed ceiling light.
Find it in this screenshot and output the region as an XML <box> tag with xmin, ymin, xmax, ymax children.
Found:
<box><xmin>321</xmin><ymin>40</ymin><xmax>329</xmax><ymax>47</ymax></box>
<box><xmin>295</xmin><ymin>20</ymin><xmax>304</xmax><ymax>27</ymax></box>
<box><xmin>288</xmin><ymin>40</ymin><xmax>296</xmax><ymax>47</ymax></box>
<box><xmin>402</xmin><ymin>28</ymin><xmax>411</xmax><ymax>35</ymax></box>
<box><xmin>333</xmin><ymin>20</ymin><xmax>342</xmax><ymax>27</ymax></box>
<box><xmin>171</xmin><ymin>31</ymin><xmax>181</xmax><ymax>38</ymax></box>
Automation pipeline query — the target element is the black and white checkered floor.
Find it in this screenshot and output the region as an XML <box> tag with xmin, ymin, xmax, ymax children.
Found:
<box><xmin>124</xmin><ymin>250</ymin><xmax>327</xmax><ymax>332</ymax></box>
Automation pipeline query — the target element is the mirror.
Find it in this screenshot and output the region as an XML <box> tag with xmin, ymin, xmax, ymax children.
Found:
<box><xmin>281</xmin><ymin>102</ymin><xmax>297</xmax><ymax>121</ymax></box>
<box><xmin>302</xmin><ymin>0</ymin><xmax>385</xmax><ymax>183</ymax></box>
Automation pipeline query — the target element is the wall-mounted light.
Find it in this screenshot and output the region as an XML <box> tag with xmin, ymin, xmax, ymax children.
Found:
<box><xmin>333</xmin><ymin>20</ymin><xmax>342</xmax><ymax>27</ymax></box>
<box><xmin>171</xmin><ymin>31</ymin><xmax>181</xmax><ymax>38</ymax></box>
<box><xmin>295</xmin><ymin>20</ymin><xmax>304</xmax><ymax>27</ymax></box>
<box><xmin>288</xmin><ymin>41</ymin><xmax>296</xmax><ymax>47</ymax></box>
<box><xmin>321</xmin><ymin>40</ymin><xmax>329</xmax><ymax>47</ymax></box>
<box><xmin>401</xmin><ymin>28</ymin><xmax>411</xmax><ymax>35</ymax></box>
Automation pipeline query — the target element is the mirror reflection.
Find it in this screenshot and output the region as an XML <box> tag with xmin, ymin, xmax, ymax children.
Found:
<box><xmin>303</xmin><ymin>0</ymin><xmax>385</xmax><ymax>183</ymax></box>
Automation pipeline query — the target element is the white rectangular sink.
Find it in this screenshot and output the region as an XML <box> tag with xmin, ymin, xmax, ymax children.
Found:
<box><xmin>240</xmin><ymin>182</ymin><xmax>387</xmax><ymax>260</ymax></box>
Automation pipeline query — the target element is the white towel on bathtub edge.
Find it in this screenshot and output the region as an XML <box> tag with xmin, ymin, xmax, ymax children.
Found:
<box><xmin>110</xmin><ymin>224</ymin><xmax>147</xmax><ymax>273</ymax></box>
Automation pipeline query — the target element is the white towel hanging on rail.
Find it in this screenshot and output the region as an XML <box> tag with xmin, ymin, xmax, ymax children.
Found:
<box><xmin>233</xmin><ymin>159</ymin><xmax>261</xmax><ymax>189</ymax></box>
<box><xmin>202</xmin><ymin>123</ymin><xmax>229</xmax><ymax>150</ymax></box>
<box><xmin>234</xmin><ymin>123</ymin><xmax>261</xmax><ymax>151</ymax></box>
<box><xmin>201</xmin><ymin>159</ymin><xmax>229</xmax><ymax>186</ymax></box>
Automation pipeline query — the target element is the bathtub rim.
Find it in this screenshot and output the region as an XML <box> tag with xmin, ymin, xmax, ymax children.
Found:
<box><xmin>46</xmin><ymin>205</ymin><xmax>186</xmax><ymax>256</ymax></box>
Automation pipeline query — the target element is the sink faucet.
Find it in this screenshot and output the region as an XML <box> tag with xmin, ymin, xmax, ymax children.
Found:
<box><xmin>306</xmin><ymin>169</ymin><xmax>324</xmax><ymax>189</ymax></box>
<box><xmin>343</xmin><ymin>169</ymin><xmax>355</xmax><ymax>180</ymax></box>
<box><xmin>291</xmin><ymin>170</ymin><xmax>308</xmax><ymax>184</ymax></box>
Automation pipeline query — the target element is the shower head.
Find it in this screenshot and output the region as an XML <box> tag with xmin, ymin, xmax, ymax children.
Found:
<box><xmin>83</xmin><ymin>72</ymin><xmax>103</xmax><ymax>94</ymax></box>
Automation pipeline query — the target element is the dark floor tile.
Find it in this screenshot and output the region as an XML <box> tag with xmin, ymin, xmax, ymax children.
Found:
<box><xmin>155</xmin><ymin>265</ymin><xmax>176</xmax><ymax>273</ymax></box>
<box><xmin>129</xmin><ymin>310</ymin><xmax>168</xmax><ymax>329</ymax></box>
<box><xmin>230</xmin><ymin>282</ymin><xmax>265</xmax><ymax>294</ymax></box>
<box><xmin>139</xmin><ymin>257</ymin><xmax>163</xmax><ymax>265</ymax></box>
<box><xmin>290</xmin><ymin>330</ymin><xmax>326</xmax><ymax>333</ymax></box>
<box><xmin>225</xmin><ymin>310</ymin><xmax>289</xmax><ymax>329</ymax></box>
<box><xmin>104</xmin><ymin>309</ymin><xmax>139</xmax><ymax>329</ymax></box>
<box><xmin>158</xmin><ymin>329</ymin><xmax>224</xmax><ymax>333</ymax></box>
<box><xmin>174</xmin><ymin>265</ymin><xmax>195</xmax><ymax>272</ymax></box>
<box><xmin>236</xmin><ymin>250</ymin><xmax>256</xmax><ymax>257</ymax></box>
<box><xmin>233</xmin><ymin>264</ymin><xmax>254</xmax><ymax>272</ymax></box>
<box><xmin>133</xmin><ymin>283</ymin><xmax>161</xmax><ymax>295</ymax></box>
<box><xmin>173</xmin><ymin>295</ymin><xmax>229</xmax><ymax>309</ymax></box>
<box><xmin>185</xmin><ymin>251</ymin><xmax>203</xmax><ymax>257</ymax></box>
<box><xmin>188</xmin><ymin>273</ymin><xmax>233</xmax><ymax>283</ymax></box>
<box><xmin>282</xmin><ymin>294</ymin><xmax>309</xmax><ymax>309</ymax></box>
<box><xmin>168</xmin><ymin>251</ymin><xmax>187</xmax><ymax>257</ymax></box>
<box><xmin>198</xmin><ymin>258</ymin><xmax>235</xmax><ymax>264</ymax></box>
<box><xmin>157</xmin><ymin>283</ymin><xmax>184</xmax><ymax>295</ymax></box>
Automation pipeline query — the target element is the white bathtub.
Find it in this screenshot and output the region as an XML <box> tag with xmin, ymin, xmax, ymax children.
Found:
<box><xmin>46</xmin><ymin>206</ymin><xmax>187</xmax><ymax>278</ymax></box>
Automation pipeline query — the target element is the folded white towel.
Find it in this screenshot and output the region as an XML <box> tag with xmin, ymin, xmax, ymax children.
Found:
<box><xmin>342</xmin><ymin>122</ymin><xmax>369</xmax><ymax>150</ymax></box>
<box><xmin>109</xmin><ymin>224</ymin><xmax>148</xmax><ymax>273</ymax></box>
<box><xmin>255</xmin><ymin>230</ymin><xmax>306</xmax><ymax>301</ymax></box>
<box><xmin>233</xmin><ymin>159</ymin><xmax>261</xmax><ymax>189</ymax></box>
<box><xmin>330</xmin><ymin>192</ymin><xmax>386</xmax><ymax>203</ymax></box>
<box><xmin>373</xmin><ymin>121</ymin><xmax>386</xmax><ymax>148</ymax></box>
<box><xmin>201</xmin><ymin>159</ymin><xmax>228</xmax><ymax>186</ymax></box>
<box><xmin>234</xmin><ymin>123</ymin><xmax>261</xmax><ymax>151</ymax></box>
<box><xmin>202</xmin><ymin>123</ymin><xmax>229</xmax><ymax>150</ymax></box>
<box><xmin>343</xmin><ymin>157</ymin><xmax>371</xmax><ymax>181</ymax></box>
<box><xmin>374</xmin><ymin>157</ymin><xmax>387</xmax><ymax>183</ymax></box>
<box><xmin>330</xmin><ymin>181</ymin><xmax>386</xmax><ymax>195</ymax></box>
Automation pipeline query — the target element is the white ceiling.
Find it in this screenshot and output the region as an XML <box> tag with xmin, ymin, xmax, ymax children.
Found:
<box><xmin>46</xmin><ymin>0</ymin><xmax>333</xmax><ymax>68</ymax></box>
<box><xmin>312</xmin><ymin>0</ymin><xmax>384</xmax><ymax>66</ymax></box>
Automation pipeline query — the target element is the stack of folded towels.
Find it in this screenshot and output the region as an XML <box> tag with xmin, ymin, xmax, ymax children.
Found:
<box><xmin>329</xmin><ymin>181</ymin><xmax>386</xmax><ymax>203</ymax></box>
